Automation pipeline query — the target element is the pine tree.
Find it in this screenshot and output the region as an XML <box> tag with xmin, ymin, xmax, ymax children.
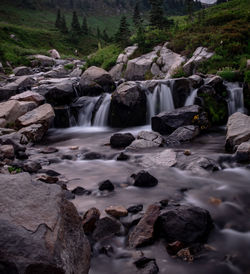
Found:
<box><xmin>115</xmin><ymin>16</ymin><xmax>130</xmax><ymax>47</ymax></box>
<box><xmin>55</xmin><ymin>9</ymin><xmax>61</xmax><ymax>29</ymax></box>
<box><xmin>82</xmin><ymin>16</ymin><xmax>88</xmax><ymax>35</ymax></box>
<box><xmin>61</xmin><ymin>14</ymin><xmax>68</xmax><ymax>33</ymax></box>
<box><xmin>71</xmin><ymin>11</ymin><xmax>81</xmax><ymax>32</ymax></box>
<box><xmin>133</xmin><ymin>2</ymin><xmax>143</xmax><ymax>28</ymax></box>
<box><xmin>149</xmin><ymin>0</ymin><xmax>166</xmax><ymax>28</ymax></box>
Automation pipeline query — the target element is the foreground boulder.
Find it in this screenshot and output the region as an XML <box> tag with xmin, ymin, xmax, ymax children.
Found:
<box><xmin>129</xmin><ymin>204</ymin><xmax>160</xmax><ymax>248</ymax></box>
<box><xmin>109</xmin><ymin>82</ymin><xmax>147</xmax><ymax>127</ymax></box>
<box><xmin>128</xmin><ymin>131</ymin><xmax>164</xmax><ymax>149</ymax></box>
<box><xmin>165</xmin><ymin>125</ymin><xmax>200</xmax><ymax>144</ymax></box>
<box><xmin>79</xmin><ymin>66</ymin><xmax>115</xmax><ymax>96</ymax></box>
<box><xmin>0</xmin><ymin>173</ymin><xmax>91</xmax><ymax>274</ymax></box>
<box><xmin>157</xmin><ymin>205</ymin><xmax>213</xmax><ymax>244</ymax></box>
<box><xmin>13</xmin><ymin>66</ymin><xmax>31</xmax><ymax>76</ymax></box>
<box><xmin>225</xmin><ymin>112</ymin><xmax>250</xmax><ymax>152</ymax></box>
<box><xmin>10</xmin><ymin>91</ymin><xmax>45</xmax><ymax>105</ymax></box>
<box><xmin>152</xmin><ymin>105</ymin><xmax>208</xmax><ymax>135</ymax></box>
<box><xmin>131</xmin><ymin>170</ymin><xmax>158</xmax><ymax>188</ymax></box>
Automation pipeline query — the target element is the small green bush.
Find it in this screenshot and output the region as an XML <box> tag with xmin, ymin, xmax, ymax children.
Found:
<box><xmin>245</xmin><ymin>71</ymin><xmax>250</xmax><ymax>84</ymax></box>
<box><xmin>171</xmin><ymin>66</ymin><xmax>187</xmax><ymax>78</ymax></box>
<box><xmin>64</xmin><ymin>63</ymin><xmax>74</xmax><ymax>70</ymax></box>
<box><xmin>8</xmin><ymin>166</ymin><xmax>22</xmax><ymax>174</ymax></box>
<box><xmin>217</xmin><ymin>68</ymin><xmax>238</xmax><ymax>82</ymax></box>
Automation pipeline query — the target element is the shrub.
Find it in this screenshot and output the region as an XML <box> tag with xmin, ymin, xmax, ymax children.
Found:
<box><xmin>64</xmin><ymin>63</ymin><xmax>74</xmax><ymax>70</ymax></box>
<box><xmin>245</xmin><ymin>71</ymin><xmax>250</xmax><ymax>84</ymax></box>
<box><xmin>171</xmin><ymin>66</ymin><xmax>187</xmax><ymax>78</ymax></box>
<box><xmin>217</xmin><ymin>68</ymin><xmax>239</xmax><ymax>82</ymax></box>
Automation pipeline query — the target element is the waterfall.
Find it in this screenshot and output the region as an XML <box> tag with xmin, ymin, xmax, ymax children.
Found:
<box><xmin>93</xmin><ymin>93</ymin><xmax>111</xmax><ymax>127</ymax></box>
<box><xmin>78</xmin><ymin>97</ymin><xmax>99</xmax><ymax>126</ymax></box>
<box><xmin>146</xmin><ymin>83</ymin><xmax>175</xmax><ymax>122</ymax></box>
<box><xmin>225</xmin><ymin>82</ymin><xmax>244</xmax><ymax>115</ymax></box>
<box><xmin>185</xmin><ymin>89</ymin><xmax>198</xmax><ymax>106</ymax></box>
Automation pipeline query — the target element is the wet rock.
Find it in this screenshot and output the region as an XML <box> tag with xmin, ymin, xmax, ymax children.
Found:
<box><xmin>105</xmin><ymin>205</ymin><xmax>128</xmax><ymax>218</ymax></box>
<box><xmin>131</xmin><ymin>170</ymin><xmax>158</xmax><ymax>188</ymax></box>
<box><xmin>0</xmin><ymin>145</ymin><xmax>15</xmax><ymax>159</ymax></box>
<box><xmin>37</xmin><ymin>174</ymin><xmax>59</xmax><ymax>184</ymax></box>
<box><xmin>38</xmin><ymin>169</ymin><xmax>61</xmax><ymax>177</ymax></box>
<box><xmin>117</xmin><ymin>152</ymin><xmax>130</xmax><ymax>161</ymax></box>
<box><xmin>22</xmin><ymin>161</ymin><xmax>41</xmax><ymax>173</ymax></box>
<box><xmin>109</xmin><ymin>82</ymin><xmax>147</xmax><ymax>127</ymax></box>
<box><xmin>128</xmin><ymin>131</ymin><xmax>164</xmax><ymax>149</ymax></box>
<box><xmin>129</xmin><ymin>204</ymin><xmax>160</xmax><ymax>248</ymax></box>
<box><xmin>134</xmin><ymin>257</ymin><xmax>156</xmax><ymax>268</ymax></box>
<box><xmin>64</xmin><ymin>190</ymin><xmax>75</xmax><ymax>200</ymax></box>
<box><xmin>166</xmin><ymin>241</ymin><xmax>185</xmax><ymax>255</ymax></box>
<box><xmin>120</xmin><ymin>213</ymin><xmax>143</xmax><ymax>228</ymax></box>
<box><xmin>171</xmin><ymin>78</ymin><xmax>191</xmax><ymax>108</ymax></box>
<box><xmin>18</xmin><ymin>124</ymin><xmax>45</xmax><ymax>143</ymax></box>
<box><xmin>138</xmin><ymin>260</ymin><xmax>159</xmax><ymax>274</ymax></box>
<box><xmin>84</xmin><ymin>152</ymin><xmax>105</xmax><ymax>160</ymax></box>
<box><xmin>225</xmin><ymin>112</ymin><xmax>250</xmax><ymax>152</ymax></box>
<box><xmin>10</xmin><ymin>91</ymin><xmax>45</xmax><ymax>105</ymax></box>
<box><xmin>99</xmin><ymin>180</ymin><xmax>115</xmax><ymax>191</ymax></box>
<box><xmin>183</xmin><ymin>47</ymin><xmax>214</xmax><ymax>75</ymax></box>
<box><xmin>99</xmin><ymin>245</ymin><xmax>114</xmax><ymax>256</ymax></box>
<box><xmin>61</xmin><ymin>154</ymin><xmax>74</xmax><ymax>160</ymax></box>
<box><xmin>82</xmin><ymin>207</ymin><xmax>101</xmax><ymax>234</ymax></box>
<box><xmin>93</xmin><ymin>217</ymin><xmax>121</xmax><ymax>241</ymax></box>
<box><xmin>17</xmin><ymin>104</ymin><xmax>55</xmax><ymax>138</ymax></box>
<box><xmin>110</xmin><ymin>133</ymin><xmax>135</xmax><ymax>148</ymax></box>
<box><xmin>13</xmin><ymin>66</ymin><xmax>31</xmax><ymax>76</ymax></box>
<box><xmin>127</xmin><ymin>204</ymin><xmax>143</xmax><ymax>214</ymax></box>
<box><xmin>40</xmin><ymin>147</ymin><xmax>58</xmax><ymax>154</ymax></box>
<box><xmin>165</xmin><ymin>125</ymin><xmax>200</xmax><ymax>144</ymax></box>
<box><xmin>0</xmin><ymin>173</ymin><xmax>91</xmax><ymax>274</ymax></box>
<box><xmin>176</xmin><ymin>248</ymin><xmax>194</xmax><ymax>262</ymax></box>
<box><xmin>140</xmin><ymin>149</ymin><xmax>177</xmax><ymax>168</ymax></box>
<box><xmin>152</xmin><ymin>105</ymin><xmax>208</xmax><ymax>135</ymax></box>
<box><xmin>157</xmin><ymin>205</ymin><xmax>213</xmax><ymax>244</ymax></box>
<box><xmin>235</xmin><ymin>140</ymin><xmax>250</xmax><ymax>162</ymax></box>
<box><xmin>72</xmin><ymin>186</ymin><xmax>90</xmax><ymax>196</ymax></box>
<box><xmin>188</xmin><ymin>75</ymin><xmax>204</xmax><ymax>88</ymax></box>
<box><xmin>79</xmin><ymin>66</ymin><xmax>115</xmax><ymax>96</ymax></box>
<box><xmin>82</xmin><ymin>208</ymin><xmax>101</xmax><ymax>234</ymax></box>
<box><xmin>70</xmin><ymin>67</ymin><xmax>82</xmax><ymax>77</ymax></box>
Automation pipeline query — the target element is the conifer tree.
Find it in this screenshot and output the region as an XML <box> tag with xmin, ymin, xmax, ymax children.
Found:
<box><xmin>149</xmin><ymin>0</ymin><xmax>165</xmax><ymax>28</ymax></box>
<box><xmin>61</xmin><ymin>14</ymin><xmax>68</xmax><ymax>33</ymax></box>
<box><xmin>115</xmin><ymin>16</ymin><xmax>130</xmax><ymax>47</ymax></box>
<box><xmin>71</xmin><ymin>11</ymin><xmax>81</xmax><ymax>32</ymax></box>
<box><xmin>55</xmin><ymin>9</ymin><xmax>61</xmax><ymax>29</ymax></box>
<box><xmin>82</xmin><ymin>17</ymin><xmax>88</xmax><ymax>35</ymax></box>
<box><xmin>133</xmin><ymin>2</ymin><xmax>143</xmax><ymax>28</ymax></box>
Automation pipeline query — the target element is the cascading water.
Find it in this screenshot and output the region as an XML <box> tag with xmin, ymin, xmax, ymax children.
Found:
<box><xmin>225</xmin><ymin>82</ymin><xmax>244</xmax><ymax>115</ymax></box>
<box><xmin>93</xmin><ymin>94</ymin><xmax>112</xmax><ymax>127</ymax></box>
<box><xmin>78</xmin><ymin>97</ymin><xmax>99</xmax><ymax>126</ymax></box>
<box><xmin>185</xmin><ymin>89</ymin><xmax>198</xmax><ymax>106</ymax></box>
<box><xmin>146</xmin><ymin>83</ymin><xmax>175</xmax><ymax>122</ymax></box>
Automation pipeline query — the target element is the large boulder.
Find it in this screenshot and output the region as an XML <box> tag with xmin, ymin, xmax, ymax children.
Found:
<box><xmin>30</xmin><ymin>54</ymin><xmax>55</xmax><ymax>67</ymax></box>
<box><xmin>157</xmin><ymin>205</ymin><xmax>213</xmax><ymax>244</ymax></box>
<box><xmin>17</xmin><ymin>104</ymin><xmax>55</xmax><ymax>137</ymax></box>
<box><xmin>165</xmin><ymin>125</ymin><xmax>200</xmax><ymax>144</ymax></box>
<box><xmin>0</xmin><ymin>76</ymin><xmax>35</xmax><ymax>102</ymax></box>
<box><xmin>79</xmin><ymin>66</ymin><xmax>115</xmax><ymax>96</ymax></box>
<box><xmin>225</xmin><ymin>112</ymin><xmax>250</xmax><ymax>152</ymax></box>
<box><xmin>151</xmin><ymin>105</ymin><xmax>209</xmax><ymax>135</ymax></box>
<box><xmin>128</xmin><ymin>131</ymin><xmax>164</xmax><ymax>149</ymax></box>
<box><xmin>0</xmin><ymin>173</ymin><xmax>91</xmax><ymax>274</ymax></box>
<box><xmin>183</xmin><ymin>47</ymin><xmax>214</xmax><ymax>76</ymax></box>
<box><xmin>125</xmin><ymin>51</ymin><xmax>158</xmax><ymax>80</ymax></box>
<box><xmin>48</xmin><ymin>49</ymin><xmax>61</xmax><ymax>59</ymax></box>
<box><xmin>110</xmin><ymin>133</ymin><xmax>135</xmax><ymax>148</ymax></box>
<box><xmin>171</xmin><ymin>78</ymin><xmax>192</xmax><ymax>108</ymax></box>
<box><xmin>0</xmin><ymin>100</ymin><xmax>37</xmax><ymax>125</ymax></box>
<box><xmin>13</xmin><ymin>66</ymin><xmax>31</xmax><ymax>76</ymax></box>
<box><xmin>109</xmin><ymin>82</ymin><xmax>147</xmax><ymax>127</ymax></box>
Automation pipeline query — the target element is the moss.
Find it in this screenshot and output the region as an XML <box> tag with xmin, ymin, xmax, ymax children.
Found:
<box><xmin>145</xmin><ymin>70</ymin><xmax>154</xmax><ymax>80</ymax></box>
<box><xmin>172</xmin><ymin>66</ymin><xmax>187</xmax><ymax>78</ymax></box>
<box><xmin>64</xmin><ymin>63</ymin><xmax>74</xmax><ymax>70</ymax></box>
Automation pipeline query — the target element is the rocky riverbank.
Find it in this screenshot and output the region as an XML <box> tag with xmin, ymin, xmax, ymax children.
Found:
<box><xmin>0</xmin><ymin>47</ymin><xmax>250</xmax><ymax>274</ymax></box>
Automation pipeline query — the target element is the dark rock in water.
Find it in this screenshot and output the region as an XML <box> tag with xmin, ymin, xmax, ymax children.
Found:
<box><xmin>54</xmin><ymin>106</ymin><xmax>75</xmax><ymax>128</ymax></box>
<box><xmin>138</xmin><ymin>260</ymin><xmax>159</xmax><ymax>274</ymax></box>
<box><xmin>93</xmin><ymin>217</ymin><xmax>121</xmax><ymax>241</ymax></box>
<box><xmin>22</xmin><ymin>161</ymin><xmax>41</xmax><ymax>173</ymax></box>
<box><xmin>188</xmin><ymin>75</ymin><xmax>204</xmax><ymax>89</ymax></box>
<box><xmin>40</xmin><ymin>147</ymin><xmax>58</xmax><ymax>154</ymax></box>
<box><xmin>99</xmin><ymin>245</ymin><xmax>114</xmax><ymax>256</ymax></box>
<box><xmin>166</xmin><ymin>241</ymin><xmax>185</xmax><ymax>255</ymax></box>
<box><xmin>64</xmin><ymin>190</ymin><xmax>75</xmax><ymax>200</ymax></box>
<box><xmin>16</xmin><ymin>150</ymin><xmax>28</xmax><ymax>160</ymax></box>
<box><xmin>84</xmin><ymin>152</ymin><xmax>105</xmax><ymax>160</ymax></box>
<box><xmin>127</xmin><ymin>204</ymin><xmax>143</xmax><ymax>214</ymax></box>
<box><xmin>109</xmin><ymin>82</ymin><xmax>147</xmax><ymax>127</ymax></box>
<box><xmin>99</xmin><ymin>180</ymin><xmax>115</xmax><ymax>191</ymax></box>
<box><xmin>82</xmin><ymin>207</ymin><xmax>101</xmax><ymax>234</ymax></box>
<box><xmin>129</xmin><ymin>204</ymin><xmax>160</xmax><ymax>248</ymax></box>
<box><xmin>79</xmin><ymin>66</ymin><xmax>115</xmax><ymax>96</ymax></box>
<box><xmin>134</xmin><ymin>257</ymin><xmax>155</xmax><ymax>268</ymax></box>
<box><xmin>120</xmin><ymin>213</ymin><xmax>143</xmax><ymax>228</ymax></box>
<box><xmin>152</xmin><ymin>105</ymin><xmax>208</xmax><ymax>135</ymax></box>
<box><xmin>72</xmin><ymin>186</ymin><xmax>89</xmax><ymax>196</ymax></box>
<box><xmin>43</xmin><ymin>169</ymin><xmax>61</xmax><ymax>177</ymax></box>
<box><xmin>157</xmin><ymin>205</ymin><xmax>213</xmax><ymax>244</ymax></box>
<box><xmin>117</xmin><ymin>152</ymin><xmax>130</xmax><ymax>161</ymax></box>
<box><xmin>110</xmin><ymin>133</ymin><xmax>135</xmax><ymax>148</ymax></box>
<box><xmin>132</xmin><ymin>170</ymin><xmax>158</xmax><ymax>188</ymax></box>
<box><xmin>61</xmin><ymin>154</ymin><xmax>74</xmax><ymax>160</ymax></box>
<box><xmin>37</xmin><ymin>174</ymin><xmax>59</xmax><ymax>184</ymax></box>
<box><xmin>0</xmin><ymin>173</ymin><xmax>91</xmax><ymax>274</ymax></box>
